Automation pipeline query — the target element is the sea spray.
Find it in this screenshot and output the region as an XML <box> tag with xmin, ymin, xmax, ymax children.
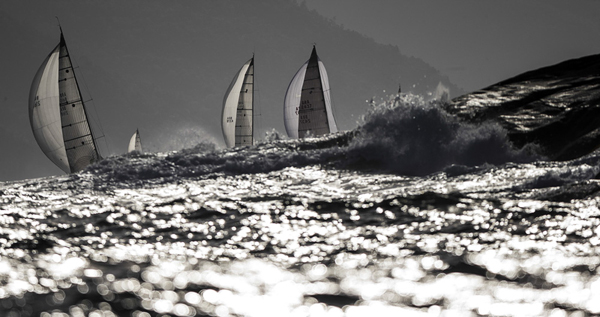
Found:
<box><xmin>144</xmin><ymin>123</ymin><xmax>221</xmax><ymax>153</ymax></box>
<box><xmin>88</xmin><ymin>93</ymin><xmax>544</xmax><ymax>182</ymax></box>
<box><xmin>344</xmin><ymin>94</ymin><xmax>542</xmax><ymax>175</ymax></box>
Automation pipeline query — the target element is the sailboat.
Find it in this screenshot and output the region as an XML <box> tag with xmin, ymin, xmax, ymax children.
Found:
<box><xmin>284</xmin><ymin>45</ymin><xmax>337</xmax><ymax>139</ymax></box>
<box><xmin>221</xmin><ymin>57</ymin><xmax>254</xmax><ymax>148</ymax></box>
<box><xmin>128</xmin><ymin>129</ymin><xmax>143</xmax><ymax>153</ymax></box>
<box><xmin>29</xmin><ymin>28</ymin><xmax>102</xmax><ymax>173</ymax></box>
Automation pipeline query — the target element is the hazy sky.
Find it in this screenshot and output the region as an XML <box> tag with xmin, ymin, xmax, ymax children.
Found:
<box><xmin>1</xmin><ymin>0</ymin><xmax>600</xmax><ymax>180</ymax></box>
<box><xmin>303</xmin><ymin>0</ymin><xmax>600</xmax><ymax>91</ymax></box>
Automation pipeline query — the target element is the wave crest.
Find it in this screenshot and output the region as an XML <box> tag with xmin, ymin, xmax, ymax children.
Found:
<box><xmin>86</xmin><ymin>93</ymin><xmax>543</xmax><ymax>182</ymax></box>
<box><xmin>343</xmin><ymin>94</ymin><xmax>541</xmax><ymax>175</ymax></box>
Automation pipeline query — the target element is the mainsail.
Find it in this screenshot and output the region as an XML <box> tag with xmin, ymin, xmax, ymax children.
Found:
<box><xmin>128</xmin><ymin>129</ymin><xmax>143</xmax><ymax>153</ymax></box>
<box><xmin>284</xmin><ymin>45</ymin><xmax>337</xmax><ymax>139</ymax></box>
<box><xmin>29</xmin><ymin>30</ymin><xmax>101</xmax><ymax>173</ymax></box>
<box><xmin>222</xmin><ymin>57</ymin><xmax>254</xmax><ymax>148</ymax></box>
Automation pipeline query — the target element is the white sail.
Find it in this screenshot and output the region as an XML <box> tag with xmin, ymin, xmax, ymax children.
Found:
<box><xmin>284</xmin><ymin>46</ymin><xmax>337</xmax><ymax>139</ymax></box>
<box><xmin>283</xmin><ymin>62</ymin><xmax>306</xmax><ymax>139</ymax></box>
<box><xmin>222</xmin><ymin>57</ymin><xmax>254</xmax><ymax>148</ymax></box>
<box><xmin>29</xmin><ymin>43</ymin><xmax>69</xmax><ymax>173</ymax></box>
<box><xmin>128</xmin><ymin>129</ymin><xmax>143</xmax><ymax>153</ymax></box>
<box><xmin>29</xmin><ymin>32</ymin><xmax>101</xmax><ymax>173</ymax></box>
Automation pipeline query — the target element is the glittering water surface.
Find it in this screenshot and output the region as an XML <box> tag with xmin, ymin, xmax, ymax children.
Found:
<box><xmin>3</xmin><ymin>95</ymin><xmax>600</xmax><ymax>316</ymax></box>
<box><xmin>3</xmin><ymin>156</ymin><xmax>600</xmax><ymax>316</ymax></box>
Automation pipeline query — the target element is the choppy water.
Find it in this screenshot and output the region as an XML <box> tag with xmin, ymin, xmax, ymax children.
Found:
<box><xmin>3</xmin><ymin>92</ymin><xmax>600</xmax><ymax>317</ymax></box>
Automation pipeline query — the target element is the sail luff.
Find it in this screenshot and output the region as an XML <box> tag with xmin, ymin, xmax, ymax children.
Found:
<box><xmin>283</xmin><ymin>62</ymin><xmax>307</xmax><ymax>139</ymax></box>
<box><xmin>128</xmin><ymin>131</ymin><xmax>136</xmax><ymax>153</ymax></box>
<box><xmin>317</xmin><ymin>59</ymin><xmax>337</xmax><ymax>133</ymax></box>
<box><xmin>29</xmin><ymin>44</ymin><xmax>70</xmax><ymax>173</ymax></box>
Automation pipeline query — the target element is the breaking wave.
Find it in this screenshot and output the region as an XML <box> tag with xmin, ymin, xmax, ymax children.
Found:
<box><xmin>343</xmin><ymin>94</ymin><xmax>542</xmax><ymax>175</ymax></box>
<box><xmin>86</xmin><ymin>93</ymin><xmax>543</xmax><ymax>182</ymax></box>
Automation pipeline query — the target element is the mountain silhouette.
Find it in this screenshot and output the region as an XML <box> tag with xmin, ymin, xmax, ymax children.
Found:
<box><xmin>1</xmin><ymin>0</ymin><xmax>460</xmax><ymax>180</ymax></box>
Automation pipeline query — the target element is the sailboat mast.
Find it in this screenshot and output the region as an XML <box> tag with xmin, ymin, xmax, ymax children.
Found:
<box><xmin>59</xmin><ymin>29</ymin><xmax>102</xmax><ymax>161</ymax></box>
<box><xmin>313</xmin><ymin>46</ymin><xmax>330</xmax><ymax>132</ymax></box>
<box><xmin>251</xmin><ymin>55</ymin><xmax>255</xmax><ymax>145</ymax></box>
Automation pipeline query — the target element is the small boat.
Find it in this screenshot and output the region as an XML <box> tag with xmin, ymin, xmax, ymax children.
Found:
<box><xmin>128</xmin><ymin>129</ymin><xmax>143</xmax><ymax>153</ymax></box>
<box><xmin>284</xmin><ymin>45</ymin><xmax>337</xmax><ymax>138</ymax></box>
<box><xmin>29</xmin><ymin>28</ymin><xmax>102</xmax><ymax>173</ymax></box>
<box><xmin>221</xmin><ymin>57</ymin><xmax>254</xmax><ymax>148</ymax></box>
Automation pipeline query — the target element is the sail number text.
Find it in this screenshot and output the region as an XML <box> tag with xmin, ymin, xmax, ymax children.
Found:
<box><xmin>295</xmin><ymin>100</ymin><xmax>313</xmax><ymax>116</ymax></box>
<box><xmin>299</xmin><ymin>114</ymin><xmax>311</xmax><ymax>124</ymax></box>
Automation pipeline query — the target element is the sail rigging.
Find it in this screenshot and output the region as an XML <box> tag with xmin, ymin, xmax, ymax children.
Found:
<box><xmin>128</xmin><ymin>129</ymin><xmax>143</xmax><ymax>153</ymax></box>
<box><xmin>222</xmin><ymin>57</ymin><xmax>254</xmax><ymax>148</ymax></box>
<box><xmin>284</xmin><ymin>45</ymin><xmax>337</xmax><ymax>139</ymax></box>
<box><xmin>29</xmin><ymin>30</ymin><xmax>102</xmax><ymax>173</ymax></box>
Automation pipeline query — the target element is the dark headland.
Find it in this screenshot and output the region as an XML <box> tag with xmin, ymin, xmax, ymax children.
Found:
<box><xmin>446</xmin><ymin>53</ymin><xmax>600</xmax><ymax>161</ymax></box>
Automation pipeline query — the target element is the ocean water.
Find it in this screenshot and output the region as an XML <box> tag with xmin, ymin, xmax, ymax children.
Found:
<box><xmin>2</xmin><ymin>91</ymin><xmax>600</xmax><ymax>317</ymax></box>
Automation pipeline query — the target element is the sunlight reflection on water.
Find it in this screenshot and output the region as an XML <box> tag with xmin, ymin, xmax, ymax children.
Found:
<box><xmin>1</xmin><ymin>160</ymin><xmax>600</xmax><ymax>315</ymax></box>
